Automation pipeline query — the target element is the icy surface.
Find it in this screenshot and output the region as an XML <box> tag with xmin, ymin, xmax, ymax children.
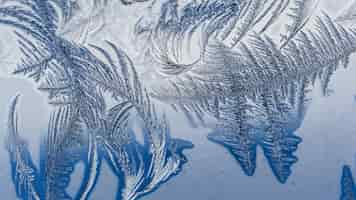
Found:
<box><xmin>0</xmin><ymin>0</ymin><xmax>355</xmax><ymax>199</ymax></box>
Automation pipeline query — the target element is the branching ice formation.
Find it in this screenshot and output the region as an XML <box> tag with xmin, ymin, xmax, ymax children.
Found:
<box><xmin>208</xmin><ymin>75</ymin><xmax>311</xmax><ymax>183</ymax></box>
<box><xmin>0</xmin><ymin>0</ymin><xmax>192</xmax><ymax>199</ymax></box>
<box><xmin>6</xmin><ymin>95</ymin><xmax>40</xmax><ymax>200</ymax></box>
<box><xmin>149</xmin><ymin>13</ymin><xmax>356</xmax><ymax>125</ymax></box>
<box><xmin>6</xmin><ymin>95</ymin><xmax>192</xmax><ymax>200</ymax></box>
<box><xmin>1</xmin><ymin>0</ymin><xmax>356</xmax><ymax>198</ymax></box>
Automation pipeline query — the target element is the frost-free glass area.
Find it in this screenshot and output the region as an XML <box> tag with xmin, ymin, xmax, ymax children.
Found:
<box><xmin>0</xmin><ymin>0</ymin><xmax>356</xmax><ymax>200</ymax></box>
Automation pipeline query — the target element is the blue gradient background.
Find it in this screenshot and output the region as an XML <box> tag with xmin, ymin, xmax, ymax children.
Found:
<box><xmin>0</xmin><ymin>1</ymin><xmax>355</xmax><ymax>199</ymax></box>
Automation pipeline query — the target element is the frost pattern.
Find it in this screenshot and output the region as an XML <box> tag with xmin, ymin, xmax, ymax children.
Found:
<box><xmin>206</xmin><ymin>58</ymin><xmax>345</xmax><ymax>183</ymax></box>
<box><xmin>6</xmin><ymin>95</ymin><xmax>40</xmax><ymax>200</ymax></box>
<box><xmin>6</xmin><ymin>95</ymin><xmax>193</xmax><ymax>200</ymax></box>
<box><xmin>208</xmin><ymin>75</ymin><xmax>310</xmax><ymax>183</ymax></box>
<box><xmin>149</xmin><ymin>14</ymin><xmax>356</xmax><ymax>126</ymax></box>
<box><xmin>0</xmin><ymin>0</ymin><xmax>356</xmax><ymax>198</ymax></box>
<box><xmin>340</xmin><ymin>165</ymin><xmax>356</xmax><ymax>200</ymax></box>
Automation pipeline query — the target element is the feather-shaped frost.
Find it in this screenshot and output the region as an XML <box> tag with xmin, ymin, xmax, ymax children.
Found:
<box><xmin>280</xmin><ymin>0</ymin><xmax>319</xmax><ymax>48</ymax></box>
<box><xmin>6</xmin><ymin>95</ymin><xmax>40</xmax><ymax>200</ymax></box>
